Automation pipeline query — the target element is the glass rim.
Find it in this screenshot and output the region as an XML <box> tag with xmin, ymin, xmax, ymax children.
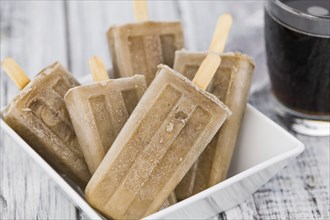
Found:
<box><xmin>274</xmin><ymin>0</ymin><xmax>330</xmax><ymax>20</ymax></box>
<box><xmin>266</xmin><ymin>0</ymin><xmax>330</xmax><ymax>37</ymax></box>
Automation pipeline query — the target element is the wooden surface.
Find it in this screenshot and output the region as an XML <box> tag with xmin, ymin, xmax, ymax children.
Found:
<box><xmin>0</xmin><ymin>1</ymin><xmax>329</xmax><ymax>219</ymax></box>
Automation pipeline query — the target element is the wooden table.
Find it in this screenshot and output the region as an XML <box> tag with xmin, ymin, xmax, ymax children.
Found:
<box><xmin>1</xmin><ymin>1</ymin><xmax>329</xmax><ymax>219</ymax></box>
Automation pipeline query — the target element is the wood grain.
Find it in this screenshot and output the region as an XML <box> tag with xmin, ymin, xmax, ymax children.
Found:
<box><xmin>0</xmin><ymin>1</ymin><xmax>77</xmax><ymax>219</ymax></box>
<box><xmin>1</xmin><ymin>1</ymin><xmax>329</xmax><ymax>220</ymax></box>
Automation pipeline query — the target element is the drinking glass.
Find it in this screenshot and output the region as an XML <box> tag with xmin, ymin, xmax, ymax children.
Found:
<box><xmin>264</xmin><ymin>0</ymin><xmax>330</xmax><ymax>136</ymax></box>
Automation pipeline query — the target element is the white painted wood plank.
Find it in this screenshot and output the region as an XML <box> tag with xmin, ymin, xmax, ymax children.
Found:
<box><xmin>0</xmin><ymin>1</ymin><xmax>77</xmax><ymax>219</ymax></box>
<box><xmin>65</xmin><ymin>1</ymin><xmax>133</xmax><ymax>77</ymax></box>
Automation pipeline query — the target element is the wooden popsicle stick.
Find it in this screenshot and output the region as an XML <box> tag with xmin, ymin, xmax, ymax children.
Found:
<box><xmin>134</xmin><ymin>0</ymin><xmax>149</xmax><ymax>22</ymax></box>
<box><xmin>192</xmin><ymin>13</ymin><xmax>232</xmax><ymax>90</ymax></box>
<box><xmin>192</xmin><ymin>53</ymin><xmax>221</xmax><ymax>90</ymax></box>
<box><xmin>1</xmin><ymin>58</ymin><xmax>30</xmax><ymax>90</ymax></box>
<box><xmin>208</xmin><ymin>13</ymin><xmax>233</xmax><ymax>53</ymax></box>
<box><xmin>89</xmin><ymin>56</ymin><xmax>109</xmax><ymax>82</ymax></box>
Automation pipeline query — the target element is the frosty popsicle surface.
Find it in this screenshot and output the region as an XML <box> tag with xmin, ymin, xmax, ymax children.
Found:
<box><xmin>85</xmin><ymin>59</ymin><xmax>231</xmax><ymax>219</ymax></box>
<box><xmin>174</xmin><ymin>51</ymin><xmax>255</xmax><ymax>200</ymax></box>
<box><xmin>65</xmin><ymin>57</ymin><xmax>147</xmax><ymax>174</ymax></box>
<box><xmin>107</xmin><ymin>1</ymin><xmax>184</xmax><ymax>85</ymax></box>
<box><xmin>2</xmin><ymin>59</ymin><xmax>90</xmax><ymax>188</ymax></box>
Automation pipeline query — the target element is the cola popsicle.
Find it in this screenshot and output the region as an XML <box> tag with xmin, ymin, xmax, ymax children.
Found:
<box><xmin>85</xmin><ymin>53</ymin><xmax>231</xmax><ymax>219</ymax></box>
<box><xmin>2</xmin><ymin>59</ymin><xmax>90</xmax><ymax>188</ymax></box>
<box><xmin>174</xmin><ymin>51</ymin><xmax>255</xmax><ymax>200</ymax></box>
<box><xmin>65</xmin><ymin>56</ymin><xmax>147</xmax><ymax>174</ymax></box>
<box><xmin>107</xmin><ymin>0</ymin><xmax>184</xmax><ymax>85</ymax></box>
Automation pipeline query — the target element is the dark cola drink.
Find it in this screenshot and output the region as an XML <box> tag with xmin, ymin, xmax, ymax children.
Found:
<box><xmin>265</xmin><ymin>0</ymin><xmax>330</xmax><ymax>135</ymax></box>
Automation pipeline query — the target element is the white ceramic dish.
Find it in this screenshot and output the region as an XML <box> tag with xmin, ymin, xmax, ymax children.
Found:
<box><xmin>0</xmin><ymin>75</ymin><xmax>304</xmax><ymax>219</ymax></box>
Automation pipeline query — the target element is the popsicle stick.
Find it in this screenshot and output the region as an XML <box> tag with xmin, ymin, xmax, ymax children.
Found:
<box><xmin>134</xmin><ymin>0</ymin><xmax>149</xmax><ymax>22</ymax></box>
<box><xmin>208</xmin><ymin>13</ymin><xmax>233</xmax><ymax>53</ymax></box>
<box><xmin>89</xmin><ymin>56</ymin><xmax>109</xmax><ymax>82</ymax></box>
<box><xmin>192</xmin><ymin>53</ymin><xmax>221</xmax><ymax>90</ymax></box>
<box><xmin>192</xmin><ymin>13</ymin><xmax>232</xmax><ymax>90</ymax></box>
<box><xmin>1</xmin><ymin>58</ymin><xmax>30</xmax><ymax>90</ymax></box>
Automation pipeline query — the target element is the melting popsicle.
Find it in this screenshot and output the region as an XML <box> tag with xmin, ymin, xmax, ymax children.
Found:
<box><xmin>174</xmin><ymin>14</ymin><xmax>255</xmax><ymax>200</ymax></box>
<box><xmin>107</xmin><ymin>0</ymin><xmax>184</xmax><ymax>85</ymax></box>
<box><xmin>64</xmin><ymin>56</ymin><xmax>147</xmax><ymax>174</ymax></box>
<box><xmin>85</xmin><ymin>51</ymin><xmax>231</xmax><ymax>219</ymax></box>
<box><xmin>1</xmin><ymin>58</ymin><xmax>90</xmax><ymax>188</ymax></box>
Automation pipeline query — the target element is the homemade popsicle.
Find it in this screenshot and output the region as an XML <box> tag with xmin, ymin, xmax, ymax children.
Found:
<box><xmin>107</xmin><ymin>0</ymin><xmax>184</xmax><ymax>85</ymax></box>
<box><xmin>173</xmin><ymin>14</ymin><xmax>255</xmax><ymax>200</ymax></box>
<box><xmin>85</xmin><ymin>53</ymin><xmax>231</xmax><ymax>219</ymax></box>
<box><xmin>1</xmin><ymin>58</ymin><xmax>90</xmax><ymax>188</ymax></box>
<box><xmin>174</xmin><ymin>51</ymin><xmax>255</xmax><ymax>199</ymax></box>
<box><xmin>65</xmin><ymin>56</ymin><xmax>147</xmax><ymax>174</ymax></box>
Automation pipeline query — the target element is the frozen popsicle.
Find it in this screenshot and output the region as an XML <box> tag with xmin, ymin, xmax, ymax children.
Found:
<box><xmin>64</xmin><ymin>56</ymin><xmax>147</xmax><ymax>174</ymax></box>
<box><xmin>85</xmin><ymin>51</ymin><xmax>231</xmax><ymax>219</ymax></box>
<box><xmin>107</xmin><ymin>0</ymin><xmax>184</xmax><ymax>85</ymax></box>
<box><xmin>173</xmin><ymin>15</ymin><xmax>255</xmax><ymax>200</ymax></box>
<box><xmin>1</xmin><ymin>58</ymin><xmax>90</xmax><ymax>188</ymax></box>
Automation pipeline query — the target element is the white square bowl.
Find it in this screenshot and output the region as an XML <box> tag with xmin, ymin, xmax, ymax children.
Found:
<box><xmin>0</xmin><ymin>75</ymin><xmax>304</xmax><ymax>219</ymax></box>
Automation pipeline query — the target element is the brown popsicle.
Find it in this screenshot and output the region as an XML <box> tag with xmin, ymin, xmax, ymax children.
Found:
<box><xmin>65</xmin><ymin>56</ymin><xmax>148</xmax><ymax>174</ymax></box>
<box><xmin>174</xmin><ymin>14</ymin><xmax>256</xmax><ymax>200</ymax></box>
<box><xmin>107</xmin><ymin>0</ymin><xmax>184</xmax><ymax>85</ymax></box>
<box><xmin>85</xmin><ymin>50</ymin><xmax>231</xmax><ymax>219</ymax></box>
<box><xmin>1</xmin><ymin>58</ymin><xmax>90</xmax><ymax>188</ymax></box>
